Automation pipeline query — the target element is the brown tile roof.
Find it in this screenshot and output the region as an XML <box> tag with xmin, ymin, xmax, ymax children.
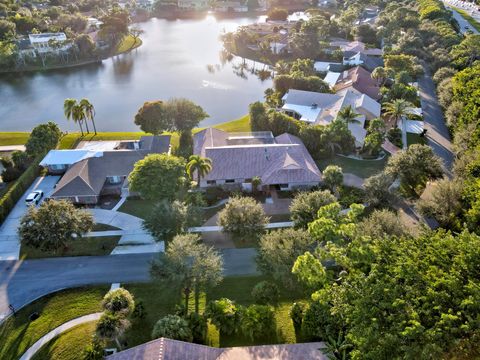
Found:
<box><xmin>51</xmin><ymin>135</ymin><xmax>170</xmax><ymax>198</ymax></box>
<box><xmin>333</xmin><ymin>66</ymin><xmax>381</xmax><ymax>100</ymax></box>
<box><xmin>107</xmin><ymin>338</ymin><xmax>326</xmax><ymax>360</ymax></box>
<box><xmin>193</xmin><ymin>130</ymin><xmax>321</xmax><ymax>185</ymax></box>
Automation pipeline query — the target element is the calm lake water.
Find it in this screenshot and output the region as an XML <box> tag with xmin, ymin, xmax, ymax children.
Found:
<box><xmin>0</xmin><ymin>15</ymin><xmax>272</xmax><ymax>132</ymax></box>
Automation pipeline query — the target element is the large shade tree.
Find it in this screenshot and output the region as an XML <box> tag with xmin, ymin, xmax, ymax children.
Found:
<box><xmin>134</xmin><ymin>100</ymin><xmax>172</xmax><ymax>135</ymax></box>
<box><xmin>25</xmin><ymin>122</ymin><xmax>62</xmax><ymax>156</ymax></box>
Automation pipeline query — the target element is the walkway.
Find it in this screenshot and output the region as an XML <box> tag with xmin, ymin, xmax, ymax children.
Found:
<box><xmin>0</xmin><ymin>145</ymin><xmax>26</xmax><ymax>152</ymax></box>
<box><xmin>418</xmin><ymin>64</ymin><xmax>454</xmax><ymax>176</ymax></box>
<box><xmin>0</xmin><ymin>248</ymin><xmax>258</xmax><ymax>321</ymax></box>
<box><xmin>189</xmin><ymin>222</ymin><xmax>294</xmax><ymax>233</ymax></box>
<box><xmin>19</xmin><ymin>313</ymin><xmax>102</xmax><ymax>360</ymax></box>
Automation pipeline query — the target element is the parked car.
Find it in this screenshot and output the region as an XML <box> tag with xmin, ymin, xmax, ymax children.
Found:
<box><xmin>25</xmin><ymin>190</ymin><xmax>44</xmax><ymax>205</ymax></box>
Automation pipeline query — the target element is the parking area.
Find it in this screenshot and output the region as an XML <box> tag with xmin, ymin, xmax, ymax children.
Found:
<box><xmin>0</xmin><ymin>176</ymin><xmax>60</xmax><ymax>260</ymax></box>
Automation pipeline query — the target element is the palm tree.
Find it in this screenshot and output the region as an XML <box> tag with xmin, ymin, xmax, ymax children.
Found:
<box><xmin>383</xmin><ymin>99</ymin><xmax>414</xmax><ymax>128</ymax></box>
<box><xmin>186</xmin><ymin>155</ymin><xmax>212</xmax><ymax>187</ymax></box>
<box><xmin>64</xmin><ymin>98</ymin><xmax>85</xmax><ymax>136</ymax></box>
<box><xmin>337</xmin><ymin>105</ymin><xmax>361</xmax><ymax>125</ymax></box>
<box><xmin>96</xmin><ymin>312</ymin><xmax>130</xmax><ymax>350</ymax></box>
<box><xmin>251</xmin><ymin>176</ymin><xmax>262</xmax><ymax>193</ymax></box>
<box><xmin>80</xmin><ymin>98</ymin><xmax>97</xmax><ymax>134</ymax></box>
<box><xmin>371</xmin><ymin>66</ymin><xmax>386</xmax><ymax>86</ymax></box>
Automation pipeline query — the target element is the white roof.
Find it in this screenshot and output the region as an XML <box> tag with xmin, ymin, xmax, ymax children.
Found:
<box><xmin>406</xmin><ymin>120</ymin><xmax>424</xmax><ymax>134</ymax></box>
<box><xmin>29</xmin><ymin>33</ymin><xmax>66</xmax><ymax>44</ymax></box>
<box><xmin>281</xmin><ymin>103</ymin><xmax>321</xmax><ymax>123</ymax></box>
<box><xmin>324</xmin><ymin>71</ymin><xmax>341</xmax><ymax>87</ymax></box>
<box><xmin>40</xmin><ymin>150</ymin><xmax>103</xmax><ymax>166</ymax></box>
<box><xmin>78</xmin><ymin>141</ymin><xmax>120</xmax><ymax>151</ymax></box>
<box><xmin>314</xmin><ymin>61</ymin><xmax>341</xmax><ymax>72</ymax></box>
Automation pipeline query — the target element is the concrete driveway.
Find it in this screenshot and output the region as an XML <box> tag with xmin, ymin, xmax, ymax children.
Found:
<box><xmin>0</xmin><ymin>176</ymin><xmax>60</xmax><ymax>260</ymax></box>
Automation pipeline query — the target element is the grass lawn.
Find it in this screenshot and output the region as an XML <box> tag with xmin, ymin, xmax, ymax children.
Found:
<box><xmin>92</xmin><ymin>223</ymin><xmax>121</xmax><ymax>231</ymax></box>
<box><xmin>451</xmin><ymin>6</ymin><xmax>480</xmax><ymax>31</ymax></box>
<box><xmin>124</xmin><ymin>275</ymin><xmax>304</xmax><ymax>349</ymax></box>
<box><xmin>0</xmin><ymin>132</ymin><xmax>30</xmax><ymax>146</ymax></box>
<box><xmin>407</xmin><ymin>133</ymin><xmax>427</xmax><ymax>147</ymax></box>
<box><xmin>118</xmin><ymin>198</ymin><xmax>156</xmax><ymax>219</ymax></box>
<box><xmin>20</xmin><ymin>236</ymin><xmax>121</xmax><ymax>259</ymax></box>
<box><xmin>116</xmin><ymin>35</ymin><xmax>143</xmax><ymax>54</ymax></box>
<box><xmin>32</xmin><ymin>322</ymin><xmax>97</xmax><ymax>360</ymax></box>
<box><xmin>317</xmin><ymin>154</ymin><xmax>388</xmax><ymax>179</ymax></box>
<box><xmin>0</xmin><ymin>286</ymin><xmax>108</xmax><ymax>360</ymax></box>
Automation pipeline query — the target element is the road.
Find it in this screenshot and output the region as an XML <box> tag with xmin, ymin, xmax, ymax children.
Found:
<box><xmin>447</xmin><ymin>6</ymin><xmax>480</xmax><ymax>34</ymax></box>
<box><xmin>418</xmin><ymin>65</ymin><xmax>454</xmax><ymax>176</ymax></box>
<box><xmin>0</xmin><ymin>248</ymin><xmax>258</xmax><ymax>321</ymax></box>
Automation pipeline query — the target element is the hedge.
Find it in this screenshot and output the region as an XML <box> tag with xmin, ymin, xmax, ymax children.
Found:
<box><xmin>0</xmin><ymin>156</ymin><xmax>42</xmax><ymax>224</ymax></box>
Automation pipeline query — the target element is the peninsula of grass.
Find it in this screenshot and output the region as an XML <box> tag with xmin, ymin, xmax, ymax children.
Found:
<box><xmin>116</xmin><ymin>34</ymin><xmax>143</xmax><ymax>54</ymax></box>
<box><xmin>451</xmin><ymin>6</ymin><xmax>480</xmax><ymax>31</ymax></box>
<box><xmin>0</xmin><ymin>286</ymin><xmax>108</xmax><ymax>360</ymax></box>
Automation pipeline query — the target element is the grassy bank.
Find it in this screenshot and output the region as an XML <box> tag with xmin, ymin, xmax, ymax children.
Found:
<box><xmin>0</xmin><ymin>133</ymin><xmax>30</xmax><ymax>147</ymax></box>
<box><xmin>0</xmin><ymin>287</ymin><xmax>108</xmax><ymax>360</ymax></box>
<box><xmin>116</xmin><ymin>35</ymin><xmax>143</xmax><ymax>54</ymax></box>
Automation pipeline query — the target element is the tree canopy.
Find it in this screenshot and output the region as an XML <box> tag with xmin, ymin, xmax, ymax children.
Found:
<box><xmin>25</xmin><ymin>122</ymin><xmax>62</xmax><ymax>156</ymax></box>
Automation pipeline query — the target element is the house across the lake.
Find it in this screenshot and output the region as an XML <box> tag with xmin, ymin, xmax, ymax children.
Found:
<box><xmin>281</xmin><ymin>88</ymin><xmax>381</xmax><ymax>147</ymax></box>
<box><xmin>40</xmin><ymin>136</ymin><xmax>171</xmax><ymax>204</ymax></box>
<box><xmin>28</xmin><ymin>33</ymin><xmax>71</xmax><ymax>53</ymax></box>
<box><xmin>193</xmin><ymin>129</ymin><xmax>321</xmax><ymax>191</ymax></box>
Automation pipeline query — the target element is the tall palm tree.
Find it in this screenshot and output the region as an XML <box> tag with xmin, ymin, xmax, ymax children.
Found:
<box><xmin>186</xmin><ymin>155</ymin><xmax>212</xmax><ymax>187</ymax></box>
<box><xmin>383</xmin><ymin>99</ymin><xmax>414</xmax><ymax>128</ymax></box>
<box><xmin>80</xmin><ymin>98</ymin><xmax>97</xmax><ymax>134</ymax></box>
<box><xmin>371</xmin><ymin>66</ymin><xmax>386</xmax><ymax>86</ymax></box>
<box><xmin>337</xmin><ymin>105</ymin><xmax>361</xmax><ymax>125</ymax></box>
<box><xmin>64</xmin><ymin>98</ymin><xmax>85</xmax><ymax>136</ymax></box>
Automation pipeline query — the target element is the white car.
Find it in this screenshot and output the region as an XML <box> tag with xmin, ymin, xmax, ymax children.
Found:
<box><xmin>25</xmin><ymin>190</ymin><xmax>44</xmax><ymax>206</ymax></box>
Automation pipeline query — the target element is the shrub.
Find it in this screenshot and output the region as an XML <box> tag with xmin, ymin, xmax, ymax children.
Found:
<box><xmin>251</xmin><ymin>281</ymin><xmax>280</xmax><ymax>305</ymax></box>
<box><xmin>289</xmin><ymin>302</ymin><xmax>305</xmax><ymax>332</ymax></box>
<box><xmin>387</xmin><ymin>127</ymin><xmax>403</xmax><ymax>148</ymax></box>
<box><xmin>151</xmin><ymin>315</ymin><xmax>193</xmax><ymax>342</ymax></box>
<box><xmin>205</xmin><ymin>298</ymin><xmax>241</xmax><ymax>336</ymax></box>
<box><xmin>132</xmin><ymin>300</ymin><xmax>146</xmax><ymax>319</ymax></box>
<box><xmin>240</xmin><ymin>304</ymin><xmax>276</xmax><ymax>341</ymax></box>
<box><xmin>290</xmin><ymin>190</ymin><xmax>336</xmax><ymax>229</ymax></box>
<box><xmin>187</xmin><ymin>312</ymin><xmax>208</xmax><ymax>344</ymax></box>
<box><xmin>102</xmin><ymin>288</ymin><xmax>135</xmax><ymax>316</ymax></box>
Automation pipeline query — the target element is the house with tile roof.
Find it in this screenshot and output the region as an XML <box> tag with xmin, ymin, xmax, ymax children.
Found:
<box><xmin>40</xmin><ymin>136</ymin><xmax>171</xmax><ymax>204</ymax></box>
<box><xmin>324</xmin><ymin>66</ymin><xmax>381</xmax><ymax>100</ymax></box>
<box><xmin>193</xmin><ymin>129</ymin><xmax>321</xmax><ymax>191</ymax></box>
<box><xmin>281</xmin><ymin>88</ymin><xmax>381</xmax><ymax>147</ymax></box>
<box><xmin>107</xmin><ymin>337</ymin><xmax>326</xmax><ymax>360</ymax></box>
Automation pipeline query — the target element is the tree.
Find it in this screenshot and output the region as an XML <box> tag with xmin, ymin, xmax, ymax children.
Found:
<box><xmin>383</xmin><ymin>99</ymin><xmax>414</xmax><ymax>128</ymax></box>
<box><xmin>337</xmin><ymin>105</ymin><xmax>361</xmax><ymax>125</ymax></box>
<box><xmin>357</xmin><ymin>209</ymin><xmax>409</xmax><ymax>239</ymax></box>
<box><xmin>251</xmin><ymin>281</ymin><xmax>279</xmax><ymax>305</ymax></box>
<box><xmin>205</xmin><ymin>298</ymin><xmax>241</xmax><ymax>336</ymax></box>
<box><xmin>352</xmin><ymin>24</ymin><xmax>377</xmax><ymax>45</ymax></box>
<box><xmin>385</xmin><ymin>144</ymin><xmax>443</xmax><ymax>194</ymax></box>
<box><xmin>80</xmin><ymin>99</ymin><xmax>97</xmax><ymax>134</ymax></box>
<box><xmin>371</xmin><ymin>66</ymin><xmax>387</xmax><ymax>86</ymax></box>
<box><xmin>218</xmin><ymin>196</ymin><xmax>269</xmax><ymax>241</ymax></box>
<box><xmin>267</xmin><ymin>8</ymin><xmax>288</xmax><ymax>21</ymax></box>
<box><xmin>363</xmin><ymin>172</ymin><xmax>395</xmax><ymax>207</ymax></box>
<box><xmin>290</xmin><ymin>190</ymin><xmax>337</xmax><ymax>229</ymax></box>
<box><xmin>128</xmin><ymin>154</ymin><xmax>186</xmax><ymax>200</ymax></box>
<box><xmin>0</xmin><ymin>20</ymin><xmax>15</xmax><ymax>41</ymax></box>
<box><xmin>96</xmin><ymin>313</ymin><xmax>130</xmax><ymax>350</ymax></box>
<box><xmin>151</xmin><ymin>315</ymin><xmax>193</xmax><ymax>342</ymax></box>
<box><xmin>323</xmin><ymin>165</ymin><xmax>343</xmax><ymax>194</ymax></box>
<box><xmin>143</xmin><ymin>200</ymin><xmax>201</xmax><ymax>241</ymax></box>
<box><xmin>363</xmin><ymin>118</ymin><xmax>386</xmax><ymax>156</ymax></box>
<box><xmin>19</xmin><ymin>200</ymin><xmax>93</xmax><ymax>252</ymax></box>
<box><xmin>257</xmin><ymin>228</ymin><xmax>314</xmax><ymax>289</ymax></box>
<box><xmin>249</xmin><ymin>102</ymin><xmax>269</xmax><ymax>131</ymax></box>
<box><xmin>25</xmin><ymin>122</ymin><xmax>62</xmax><ymax>156</ymax></box>
<box><xmin>134</xmin><ymin>101</ymin><xmax>172</xmax><ymax>135</ymax></box>
<box><xmin>416</xmin><ymin>178</ymin><xmax>464</xmax><ymax>230</ymax></box>
<box><xmin>186</xmin><ymin>155</ymin><xmax>212</xmax><ymax>187</ymax></box>
<box><xmin>292</xmin><ymin>251</ymin><xmax>327</xmax><ymax>290</ymax></box>
<box><xmin>450</xmin><ymin>34</ymin><xmax>480</xmax><ymax>69</ymax></box>
<box><xmin>432</xmin><ymin>67</ymin><xmax>456</xmax><ymax>85</ymax></box>
<box><xmin>64</xmin><ymin>98</ymin><xmax>87</xmax><ymax>135</ymax></box>
<box><xmin>102</xmin><ymin>288</ymin><xmax>135</xmax><ymax>316</ymax></box>
<box><xmin>167</xmin><ymin>98</ymin><xmax>208</xmax><ymax>133</ymax></box>
<box><xmin>241</xmin><ymin>304</ymin><xmax>276</xmax><ymax>341</ymax></box>
<box><xmin>75</xmin><ymin>34</ymin><xmax>95</xmax><ymax>58</ymax></box>
<box><xmin>251</xmin><ymin>176</ymin><xmax>262</xmax><ymax>193</ymax></box>
<box><xmin>150</xmin><ymin>234</ymin><xmax>223</xmax><ymax>314</ymax></box>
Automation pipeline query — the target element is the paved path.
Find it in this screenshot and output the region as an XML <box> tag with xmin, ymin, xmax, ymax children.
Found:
<box><xmin>343</xmin><ymin>173</ymin><xmax>365</xmax><ymax>188</ymax></box>
<box><xmin>189</xmin><ymin>221</ymin><xmax>294</xmax><ymax>233</ymax></box>
<box><xmin>0</xmin><ymin>176</ymin><xmax>60</xmax><ymax>260</ymax></box>
<box><xmin>418</xmin><ymin>65</ymin><xmax>454</xmax><ymax>176</ymax></box>
<box><xmin>0</xmin><ymin>248</ymin><xmax>258</xmax><ymax>321</ymax></box>
<box><xmin>19</xmin><ymin>313</ymin><xmax>102</xmax><ymax>360</ymax></box>
<box><xmin>0</xmin><ymin>145</ymin><xmax>26</xmax><ymax>152</ymax></box>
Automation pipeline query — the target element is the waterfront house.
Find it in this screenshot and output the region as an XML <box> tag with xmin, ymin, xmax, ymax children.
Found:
<box><xmin>193</xmin><ymin>129</ymin><xmax>321</xmax><ymax>191</ymax></box>
<box><xmin>281</xmin><ymin>88</ymin><xmax>381</xmax><ymax>147</ymax></box>
<box><xmin>28</xmin><ymin>33</ymin><xmax>71</xmax><ymax>54</ymax></box>
<box><xmin>40</xmin><ymin>136</ymin><xmax>171</xmax><ymax>204</ymax></box>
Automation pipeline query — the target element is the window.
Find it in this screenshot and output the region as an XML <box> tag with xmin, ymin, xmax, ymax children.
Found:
<box><xmin>279</xmin><ymin>184</ymin><xmax>289</xmax><ymax>189</ymax></box>
<box><xmin>225</xmin><ymin>179</ymin><xmax>235</xmax><ymax>184</ymax></box>
<box><xmin>107</xmin><ymin>176</ymin><xmax>122</xmax><ymax>185</ymax></box>
<box><xmin>206</xmin><ymin>180</ymin><xmax>216</xmax><ymax>185</ymax></box>
<box><xmin>51</xmin><ymin>164</ymin><xmax>66</xmax><ymax>170</ymax></box>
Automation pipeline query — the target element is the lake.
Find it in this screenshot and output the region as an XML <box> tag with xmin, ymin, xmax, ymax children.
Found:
<box><xmin>0</xmin><ymin>15</ymin><xmax>272</xmax><ymax>132</ymax></box>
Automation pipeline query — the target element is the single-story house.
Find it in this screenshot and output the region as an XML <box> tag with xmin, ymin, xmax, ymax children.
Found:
<box><xmin>330</xmin><ymin>40</ymin><xmax>383</xmax><ymax>57</ymax></box>
<box><xmin>193</xmin><ymin>129</ymin><xmax>321</xmax><ymax>191</ymax></box>
<box><xmin>281</xmin><ymin>88</ymin><xmax>381</xmax><ymax>147</ymax></box>
<box><xmin>107</xmin><ymin>337</ymin><xmax>326</xmax><ymax>360</ymax></box>
<box><xmin>41</xmin><ymin>136</ymin><xmax>171</xmax><ymax>204</ymax></box>
<box><xmin>324</xmin><ymin>66</ymin><xmax>381</xmax><ymax>100</ymax></box>
<box><xmin>28</xmin><ymin>33</ymin><xmax>71</xmax><ymax>53</ymax></box>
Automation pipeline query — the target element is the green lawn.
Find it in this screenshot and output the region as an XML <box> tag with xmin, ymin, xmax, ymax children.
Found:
<box><xmin>116</xmin><ymin>35</ymin><xmax>143</xmax><ymax>54</ymax></box>
<box><xmin>20</xmin><ymin>236</ymin><xmax>121</xmax><ymax>259</ymax></box>
<box><xmin>407</xmin><ymin>133</ymin><xmax>427</xmax><ymax>147</ymax></box>
<box><xmin>0</xmin><ymin>132</ymin><xmax>30</xmax><ymax>146</ymax></box>
<box><xmin>0</xmin><ymin>286</ymin><xmax>108</xmax><ymax>360</ymax></box>
<box><xmin>32</xmin><ymin>322</ymin><xmax>97</xmax><ymax>360</ymax></box>
<box><xmin>118</xmin><ymin>198</ymin><xmax>157</xmax><ymax>219</ymax></box>
<box><xmin>317</xmin><ymin>154</ymin><xmax>388</xmax><ymax>179</ymax></box>
<box><xmin>451</xmin><ymin>6</ymin><xmax>480</xmax><ymax>31</ymax></box>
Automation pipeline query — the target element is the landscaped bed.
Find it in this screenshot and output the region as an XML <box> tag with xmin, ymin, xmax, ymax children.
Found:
<box><xmin>0</xmin><ymin>286</ymin><xmax>108</xmax><ymax>360</ymax></box>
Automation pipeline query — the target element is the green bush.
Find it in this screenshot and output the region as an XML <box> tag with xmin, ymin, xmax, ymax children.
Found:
<box><xmin>0</xmin><ymin>155</ymin><xmax>42</xmax><ymax>224</ymax></box>
<box><xmin>387</xmin><ymin>128</ymin><xmax>403</xmax><ymax>148</ymax></box>
<box><xmin>251</xmin><ymin>281</ymin><xmax>280</xmax><ymax>305</ymax></box>
<box><xmin>240</xmin><ymin>304</ymin><xmax>276</xmax><ymax>341</ymax></box>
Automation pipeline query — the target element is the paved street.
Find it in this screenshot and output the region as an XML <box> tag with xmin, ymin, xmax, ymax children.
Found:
<box><xmin>0</xmin><ymin>248</ymin><xmax>258</xmax><ymax>321</ymax></box>
<box><xmin>418</xmin><ymin>66</ymin><xmax>454</xmax><ymax>175</ymax></box>
<box><xmin>443</xmin><ymin>0</ymin><xmax>480</xmax><ymax>34</ymax></box>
